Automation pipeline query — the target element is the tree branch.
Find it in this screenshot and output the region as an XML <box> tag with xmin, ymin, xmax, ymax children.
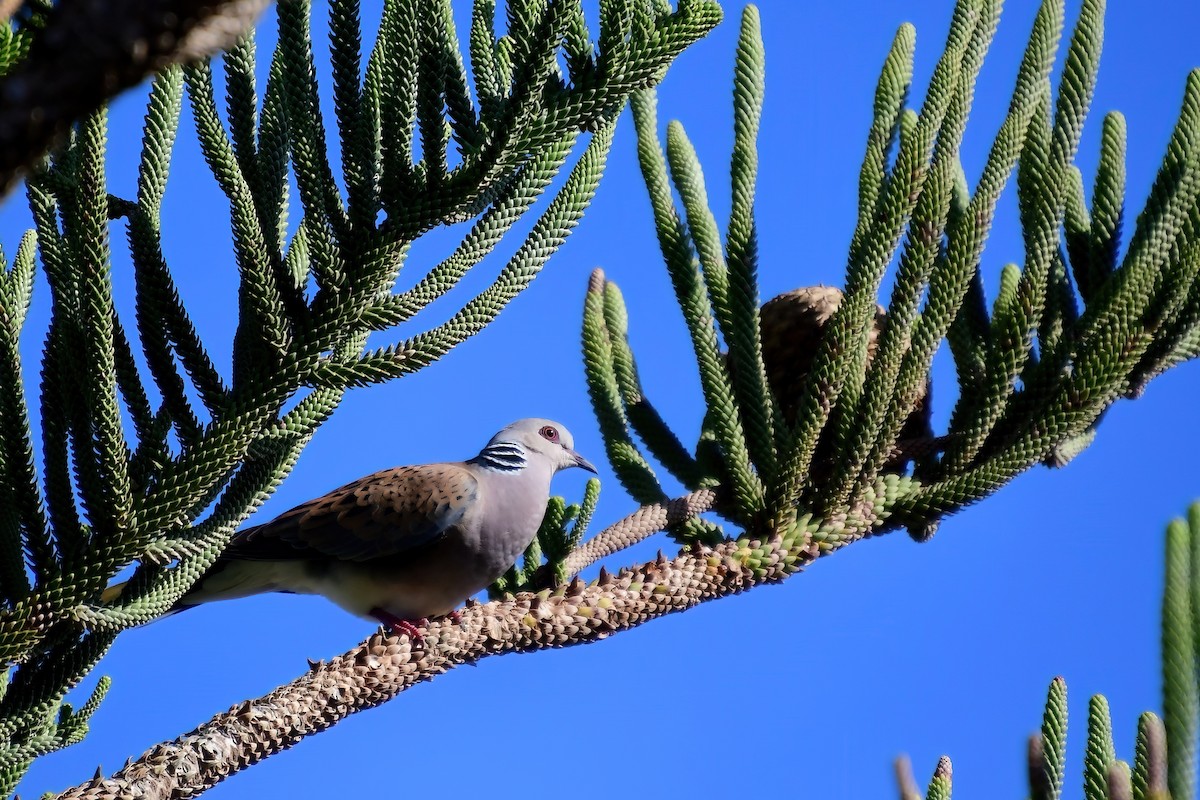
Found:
<box><xmin>52</xmin><ymin>526</ymin><xmax>834</xmax><ymax>800</ymax></box>
<box><xmin>0</xmin><ymin>0</ymin><xmax>269</xmax><ymax>197</ymax></box>
<box><xmin>561</xmin><ymin>488</ymin><xmax>718</xmax><ymax>577</ymax></box>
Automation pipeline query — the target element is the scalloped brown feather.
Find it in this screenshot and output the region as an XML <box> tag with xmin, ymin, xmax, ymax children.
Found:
<box><xmin>228</xmin><ymin>464</ymin><xmax>480</xmax><ymax>563</ymax></box>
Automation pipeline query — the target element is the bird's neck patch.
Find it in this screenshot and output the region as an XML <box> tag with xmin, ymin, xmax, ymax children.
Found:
<box><xmin>471</xmin><ymin>442</ymin><xmax>528</xmax><ymax>472</ymax></box>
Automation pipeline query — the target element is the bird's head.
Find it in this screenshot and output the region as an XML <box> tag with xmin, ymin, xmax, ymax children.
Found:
<box><xmin>481</xmin><ymin>418</ymin><xmax>598</xmax><ymax>474</ymax></box>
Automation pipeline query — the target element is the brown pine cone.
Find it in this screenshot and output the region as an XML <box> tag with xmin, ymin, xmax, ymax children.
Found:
<box><xmin>743</xmin><ymin>286</ymin><xmax>935</xmax><ymax>472</ymax></box>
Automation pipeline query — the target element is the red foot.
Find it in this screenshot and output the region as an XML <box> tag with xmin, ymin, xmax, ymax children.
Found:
<box><xmin>448</xmin><ymin>609</ymin><xmax>463</xmax><ymax>624</ymax></box>
<box><xmin>370</xmin><ymin>607</ymin><xmax>428</xmax><ymax>644</ymax></box>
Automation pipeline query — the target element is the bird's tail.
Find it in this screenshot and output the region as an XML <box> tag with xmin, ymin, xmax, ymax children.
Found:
<box><xmin>100</xmin><ymin>581</ymin><xmax>126</xmax><ymax>605</ymax></box>
<box><xmin>99</xmin><ymin>551</ymin><xmax>293</xmax><ymax>617</ymax></box>
<box><xmin>99</xmin><ymin>579</ymin><xmax>198</xmax><ymax>617</ymax></box>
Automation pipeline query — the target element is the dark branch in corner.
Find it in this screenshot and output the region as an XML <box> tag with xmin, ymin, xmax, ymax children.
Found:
<box><xmin>0</xmin><ymin>0</ymin><xmax>269</xmax><ymax>197</ymax></box>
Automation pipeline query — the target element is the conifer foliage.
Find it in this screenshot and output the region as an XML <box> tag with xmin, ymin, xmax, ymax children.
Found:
<box><xmin>0</xmin><ymin>0</ymin><xmax>718</xmax><ymax>792</ymax></box>
<box><xmin>896</xmin><ymin>504</ymin><xmax>1200</xmax><ymax>800</ymax></box>
<box><xmin>11</xmin><ymin>0</ymin><xmax>1200</xmax><ymax>795</ymax></box>
<box><xmin>587</xmin><ymin>0</ymin><xmax>1200</xmax><ymax>570</ymax></box>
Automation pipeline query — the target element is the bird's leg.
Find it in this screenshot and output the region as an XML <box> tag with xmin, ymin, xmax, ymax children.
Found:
<box><xmin>369</xmin><ymin>607</ymin><xmax>428</xmax><ymax>643</ymax></box>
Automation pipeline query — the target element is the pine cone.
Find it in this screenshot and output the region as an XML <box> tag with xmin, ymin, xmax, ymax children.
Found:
<box><xmin>750</xmin><ymin>286</ymin><xmax>934</xmax><ymax>472</ymax></box>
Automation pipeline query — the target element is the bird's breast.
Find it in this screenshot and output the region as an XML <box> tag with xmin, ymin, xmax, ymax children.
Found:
<box><xmin>464</xmin><ymin>470</ymin><xmax>551</xmax><ymax>576</ymax></box>
<box><xmin>343</xmin><ymin>469</ymin><xmax>552</xmax><ymax>621</ymax></box>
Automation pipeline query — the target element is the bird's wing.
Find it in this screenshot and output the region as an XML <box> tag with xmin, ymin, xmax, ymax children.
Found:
<box><xmin>224</xmin><ymin>463</ymin><xmax>480</xmax><ymax>562</ymax></box>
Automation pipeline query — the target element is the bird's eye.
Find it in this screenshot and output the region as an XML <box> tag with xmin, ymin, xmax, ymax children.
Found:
<box><xmin>539</xmin><ymin>425</ymin><xmax>558</xmax><ymax>442</ymax></box>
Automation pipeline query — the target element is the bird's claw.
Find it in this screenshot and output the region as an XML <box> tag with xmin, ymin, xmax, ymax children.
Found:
<box><xmin>390</xmin><ymin>618</ymin><xmax>426</xmax><ymax>643</ymax></box>
<box><xmin>370</xmin><ymin>608</ymin><xmax>428</xmax><ymax>645</ymax></box>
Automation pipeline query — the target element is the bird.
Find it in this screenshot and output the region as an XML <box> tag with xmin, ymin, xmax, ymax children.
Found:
<box><xmin>103</xmin><ymin>418</ymin><xmax>597</xmax><ymax>638</ymax></box>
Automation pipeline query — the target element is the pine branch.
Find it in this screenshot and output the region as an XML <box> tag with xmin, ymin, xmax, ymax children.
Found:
<box><xmin>0</xmin><ymin>1</ymin><xmax>718</xmax><ymax>789</ymax></box>
<box><xmin>14</xmin><ymin>0</ymin><xmax>1200</xmax><ymax>795</ymax></box>
<box><xmin>925</xmin><ymin>757</ymin><xmax>953</xmax><ymax>800</ymax></box>
<box><xmin>724</xmin><ymin>5</ymin><xmax>775</xmax><ymax>483</ymax></box>
<box><xmin>557</xmin><ymin>488</ymin><xmax>718</xmax><ymax>580</ymax></box>
<box><xmin>1041</xmin><ymin>677</ymin><xmax>1069</xmax><ymax>800</ymax></box>
<box><xmin>1163</xmin><ymin>516</ymin><xmax>1197</xmax><ymax>800</ymax></box>
<box><xmin>776</xmin><ymin>0</ymin><xmax>990</xmax><ymax>514</ymax></box>
<box><xmin>52</xmin><ymin>505</ymin><xmax>888</xmax><ymax>800</ymax></box>
<box><xmin>1083</xmin><ymin>696</ymin><xmax>1116</xmax><ymax>800</ymax></box>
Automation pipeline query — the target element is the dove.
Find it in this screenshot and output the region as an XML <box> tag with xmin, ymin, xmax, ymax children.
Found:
<box><xmin>103</xmin><ymin>418</ymin><xmax>596</xmax><ymax>637</ymax></box>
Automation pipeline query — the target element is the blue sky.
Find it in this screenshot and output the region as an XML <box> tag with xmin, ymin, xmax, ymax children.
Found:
<box><xmin>11</xmin><ymin>1</ymin><xmax>1200</xmax><ymax>797</ymax></box>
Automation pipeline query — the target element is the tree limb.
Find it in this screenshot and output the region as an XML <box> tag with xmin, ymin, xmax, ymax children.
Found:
<box><xmin>561</xmin><ymin>488</ymin><xmax>719</xmax><ymax>577</ymax></box>
<box><xmin>522</xmin><ymin>488</ymin><xmax>721</xmax><ymax>592</ymax></box>
<box><xmin>52</xmin><ymin>526</ymin><xmax>833</xmax><ymax>800</ymax></box>
<box><xmin>0</xmin><ymin>0</ymin><xmax>269</xmax><ymax>197</ymax></box>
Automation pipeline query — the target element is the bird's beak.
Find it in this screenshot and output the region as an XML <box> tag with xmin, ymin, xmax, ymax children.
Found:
<box><xmin>567</xmin><ymin>448</ymin><xmax>598</xmax><ymax>474</ymax></box>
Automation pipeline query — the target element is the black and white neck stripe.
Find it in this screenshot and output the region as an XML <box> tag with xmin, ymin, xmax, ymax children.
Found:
<box><xmin>471</xmin><ymin>442</ymin><xmax>528</xmax><ymax>472</ymax></box>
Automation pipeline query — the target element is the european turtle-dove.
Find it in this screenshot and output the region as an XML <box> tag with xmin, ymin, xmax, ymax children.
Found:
<box><xmin>104</xmin><ymin>419</ymin><xmax>596</xmax><ymax>636</ymax></box>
